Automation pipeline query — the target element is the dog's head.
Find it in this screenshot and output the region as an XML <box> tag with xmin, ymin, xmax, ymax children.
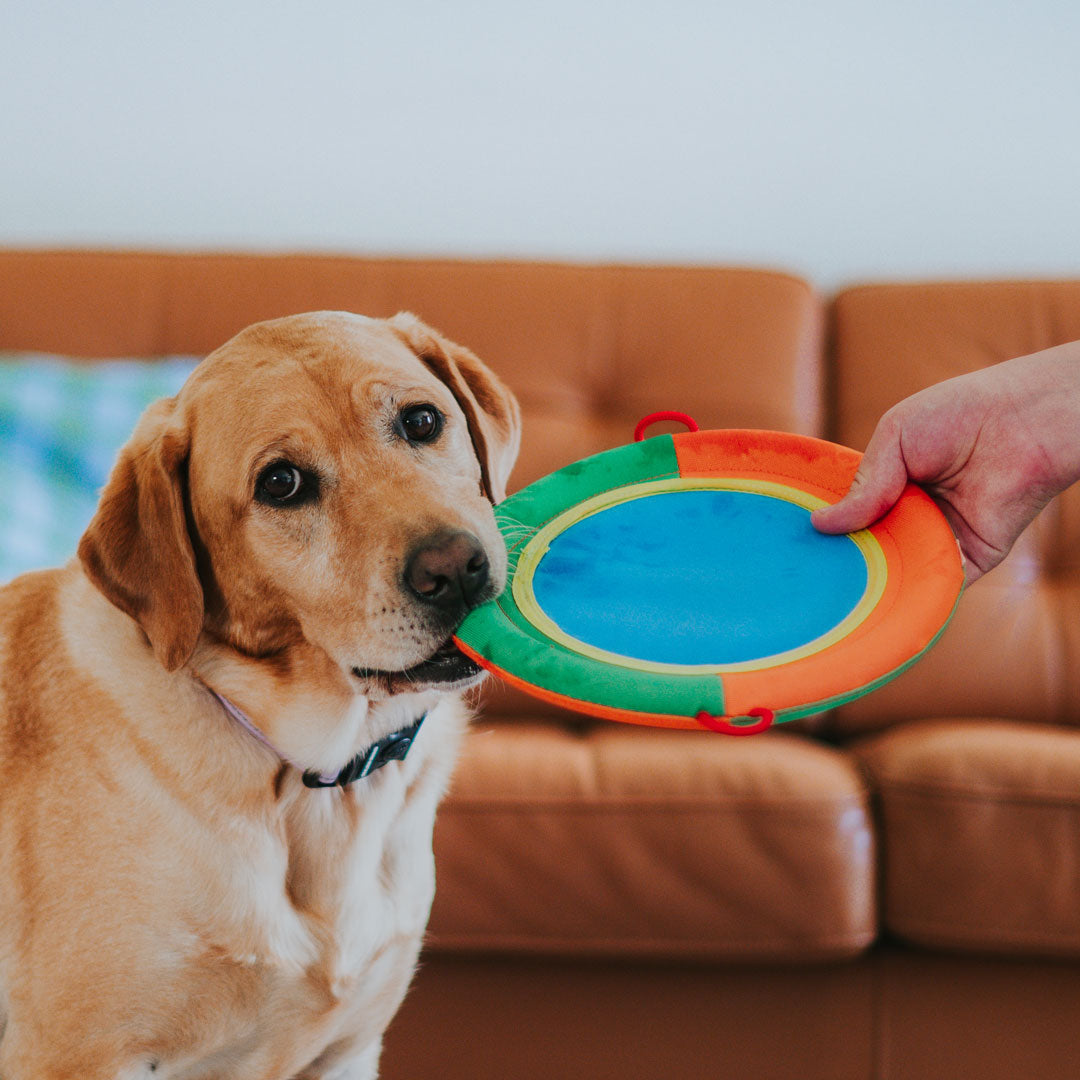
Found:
<box><xmin>78</xmin><ymin>312</ymin><xmax>520</xmax><ymax>698</ymax></box>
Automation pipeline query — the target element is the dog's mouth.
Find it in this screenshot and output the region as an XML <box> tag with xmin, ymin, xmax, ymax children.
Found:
<box><xmin>352</xmin><ymin>638</ymin><xmax>483</xmax><ymax>695</ymax></box>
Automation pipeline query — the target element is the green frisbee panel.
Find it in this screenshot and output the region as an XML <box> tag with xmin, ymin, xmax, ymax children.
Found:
<box><xmin>457</xmin><ymin>588</ymin><xmax>726</xmax><ymax>719</ymax></box>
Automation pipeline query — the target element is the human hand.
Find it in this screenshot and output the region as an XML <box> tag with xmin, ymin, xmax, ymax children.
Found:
<box><xmin>811</xmin><ymin>342</ymin><xmax>1080</xmax><ymax>584</ymax></box>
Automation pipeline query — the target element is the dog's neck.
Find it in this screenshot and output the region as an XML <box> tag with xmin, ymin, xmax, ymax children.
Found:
<box><xmin>208</xmin><ymin>687</ymin><xmax>427</xmax><ymax>788</ymax></box>
<box><xmin>188</xmin><ymin>634</ymin><xmax>439</xmax><ymax>783</ymax></box>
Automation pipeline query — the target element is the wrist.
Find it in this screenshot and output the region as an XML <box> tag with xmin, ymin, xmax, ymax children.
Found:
<box><xmin>1012</xmin><ymin>344</ymin><xmax>1080</xmax><ymax>493</ymax></box>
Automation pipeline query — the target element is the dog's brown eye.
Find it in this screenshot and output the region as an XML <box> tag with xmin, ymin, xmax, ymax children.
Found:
<box><xmin>399</xmin><ymin>404</ymin><xmax>443</xmax><ymax>444</ymax></box>
<box><xmin>257</xmin><ymin>462</ymin><xmax>306</xmax><ymax>504</ymax></box>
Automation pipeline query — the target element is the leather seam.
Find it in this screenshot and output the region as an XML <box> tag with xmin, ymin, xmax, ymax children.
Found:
<box><xmin>874</xmin><ymin>780</ymin><xmax>1080</xmax><ymax>809</ymax></box>
<box><xmin>424</xmin><ymin>930</ymin><xmax>877</xmax><ymax>958</ymax></box>
<box><xmin>887</xmin><ymin>919</ymin><xmax>1080</xmax><ymax>953</ymax></box>
<box><xmin>442</xmin><ymin>795</ymin><xmax>870</xmax><ymax>813</ymax></box>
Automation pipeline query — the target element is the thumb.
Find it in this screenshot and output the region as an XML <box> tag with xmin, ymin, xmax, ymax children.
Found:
<box><xmin>811</xmin><ymin>425</ymin><xmax>910</xmax><ymax>535</ymax></box>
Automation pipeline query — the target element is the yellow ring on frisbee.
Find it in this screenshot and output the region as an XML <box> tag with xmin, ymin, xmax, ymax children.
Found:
<box><xmin>511</xmin><ymin>476</ymin><xmax>888</xmax><ymax>676</ymax></box>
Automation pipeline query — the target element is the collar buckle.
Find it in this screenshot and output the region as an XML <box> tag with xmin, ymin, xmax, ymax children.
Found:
<box><xmin>301</xmin><ymin>714</ymin><xmax>427</xmax><ymax>789</ymax></box>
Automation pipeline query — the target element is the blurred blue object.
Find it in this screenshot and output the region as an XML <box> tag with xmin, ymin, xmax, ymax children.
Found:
<box><xmin>0</xmin><ymin>354</ymin><xmax>199</xmax><ymax>583</ymax></box>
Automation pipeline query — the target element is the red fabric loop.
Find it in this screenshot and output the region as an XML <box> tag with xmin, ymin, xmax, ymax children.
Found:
<box><xmin>695</xmin><ymin>707</ymin><xmax>775</xmax><ymax>736</ymax></box>
<box><xmin>633</xmin><ymin>411</ymin><xmax>700</xmax><ymax>442</ymax></box>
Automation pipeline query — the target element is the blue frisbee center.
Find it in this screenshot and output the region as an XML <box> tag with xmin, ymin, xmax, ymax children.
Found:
<box><xmin>530</xmin><ymin>489</ymin><xmax>868</xmax><ymax>666</ymax></box>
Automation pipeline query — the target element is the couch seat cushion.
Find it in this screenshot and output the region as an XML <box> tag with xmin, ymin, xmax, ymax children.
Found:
<box><xmin>855</xmin><ymin>719</ymin><xmax>1080</xmax><ymax>957</ymax></box>
<box><xmin>427</xmin><ymin>720</ymin><xmax>875</xmax><ymax>961</ymax></box>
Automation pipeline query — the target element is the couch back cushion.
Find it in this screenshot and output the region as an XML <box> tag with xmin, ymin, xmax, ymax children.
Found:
<box><xmin>828</xmin><ymin>281</ymin><xmax>1080</xmax><ymax>734</ymax></box>
<box><xmin>0</xmin><ymin>251</ymin><xmax>823</xmax><ymax>490</ymax></box>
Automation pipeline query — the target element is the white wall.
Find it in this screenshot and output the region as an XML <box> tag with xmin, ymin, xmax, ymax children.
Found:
<box><xmin>2</xmin><ymin>0</ymin><xmax>1079</xmax><ymax>288</ymax></box>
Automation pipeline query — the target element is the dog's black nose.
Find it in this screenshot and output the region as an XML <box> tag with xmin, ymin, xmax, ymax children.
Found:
<box><xmin>405</xmin><ymin>531</ymin><xmax>490</xmax><ymax>613</ymax></box>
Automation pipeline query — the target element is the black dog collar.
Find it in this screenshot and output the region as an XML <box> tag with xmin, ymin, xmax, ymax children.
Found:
<box><xmin>208</xmin><ymin>685</ymin><xmax>427</xmax><ymax>790</ymax></box>
<box><xmin>301</xmin><ymin>714</ymin><xmax>427</xmax><ymax>788</ymax></box>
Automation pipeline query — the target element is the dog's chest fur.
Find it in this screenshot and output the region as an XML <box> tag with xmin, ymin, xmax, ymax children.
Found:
<box><xmin>154</xmin><ymin>695</ymin><xmax>466</xmax><ymax>1079</ymax></box>
<box><xmin>173</xmin><ymin>756</ymin><xmax>448</xmax><ymax>1076</ymax></box>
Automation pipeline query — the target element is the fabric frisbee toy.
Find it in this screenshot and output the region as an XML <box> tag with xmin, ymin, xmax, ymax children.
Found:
<box><xmin>454</xmin><ymin>414</ymin><xmax>964</xmax><ymax>735</ymax></box>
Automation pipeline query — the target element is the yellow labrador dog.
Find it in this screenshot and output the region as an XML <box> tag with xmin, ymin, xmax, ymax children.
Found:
<box><xmin>0</xmin><ymin>312</ymin><xmax>519</xmax><ymax>1078</ymax></box>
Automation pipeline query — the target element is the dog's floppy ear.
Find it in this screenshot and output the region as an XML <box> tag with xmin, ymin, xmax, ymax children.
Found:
<box><xmin>78</xmin><ymin>397</ymin><xmax>203</xmax><ymax>672</ymax></box>
<box><xmin>389</xmin><ymin>312</ymin><xmax>521</xmax><ymax>503</ymax></box>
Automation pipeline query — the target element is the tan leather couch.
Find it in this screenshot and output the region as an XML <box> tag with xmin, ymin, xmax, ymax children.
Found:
<box><xmin>2</xmin><ymin>251</ymin><xmax>1078</xmax><ymax>1079</ymax></box>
